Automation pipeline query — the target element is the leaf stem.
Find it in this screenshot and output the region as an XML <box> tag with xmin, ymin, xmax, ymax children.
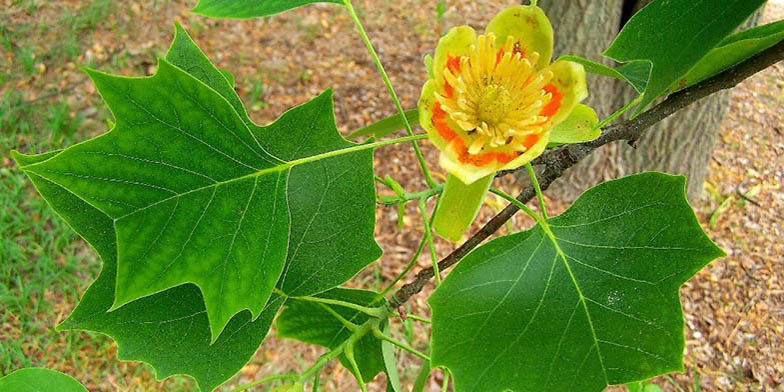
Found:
<box><xmin>299</xmin><ymin>340</ymin><xmax>348</xmax><ymax>382</ymax></box>
<box><xmin>441</xmin><ymin>369</ymin><xmax>451</xmax><ymax>392</ymax></box>
<box><xmin>316</xmin><ymin>302</ymin><xmax>358</xmax><ymax>331</ymax></box>
<box><xmin>406</xmin><ymin>313</ymin><xmax>431</xmax><ymax>324</ymax></box>
<box><xmin>312</xmin><ymin>366</ymin><xmax>322</xmax><ymax>392</ymax></box>
<box><xmin>418</xmin><ymin>198</ymin><xmax>441</xmax><ymax>286</ymax></box>
<box><xmin>489</xmin><ymin>188</ymin><xmax>543</xmax><ymax>227</ymax></box>
<box><xmin>345</xmin><ymin>340</ymin><xmax>369</xmax><ymax>392</ymax></box>
<box><xmin>525</xmin><ymin>163</ymin><xmax>547</xmax><ymax>219</ymax></box>
<box><xmin>378</xmin><ymin>184</ymin><xmax>443</xmax><ymax>206</ymax></box>
<box><xmin>291</xmin><ymin>294</ymin><xmax>387</xmax><ymax>319</ymax></box>
<box><xmin>230</xmin><ymin>374</ymin><xmax>299</xmax><ymax>392</ymax></box>
<box><xmin>342</xmin><ymin>0</ymin><xmax>437</xmax><ymax>188</ymax></box>
<box><xmin>593</xmin><ymin>94</ymin><xmax>642</xmax><ymax>131</ymax></box>
<box><xmin>374</xmin><ymin>236</ymin><xmax>426</xmax><ymax>302</ymax></box>
<box><xmin>372</xmin><ymin>326</ymin><xmax>431</xmax><ymax>361</ymax></box>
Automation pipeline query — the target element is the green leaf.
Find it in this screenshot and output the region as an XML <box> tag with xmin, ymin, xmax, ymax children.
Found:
<box><xmin>14</xmin><ymin>26</ymin><xmax>380</xmax><ymax>343</ymax></box>
<box><xmin>382</xmin><ymin>323</ymin><xmax>402</xmax><ymax>392</ymax></box>
<box><xmin>13</xmin><ymin>150</ymin><xmax>283</xmax><ymax>392</ymax></box>
<box><xmin>603</xmin><ymin>0</ymin><xmax>766</xmax><ymax>114</ymax></box>
<box><xmin>0</xmin><ymin>368</ymin><xmax>87</xmax><ymax>392</ymax></box>
<box><xmin>558</xmin><ymin>55</ymin><xmax>649</xmax><ymax>93</ymax></box>
<box><xmin>429</xmin><ymin>172</ymin><xmax>724</xmax><ymax>392</ymax></box>
<box><xmin>192</xmin><ymin>0</ymin><xmax>342</xmax><ymax>19</ymax></box>
<box><xmin>271</xmin><ymin>382</ymin><xmax>305</xmax><ymax>392</ymax></box>
<box><xmin>627</xmin><ymin>382</ymin><xmax>644</xmax><ymax>392</ymax></box>
<box><xmin>673</xmin><ymin>20</ymin><xmax>784</xmax><ymax>91</ymax></box>
<box><xmin>548</xmin><ymin>104</ymin><xmax>599</xmax><ymax>145</ymax></box>
<box><xmin>165</xmin><ymin>24</ymin><xmax>382</xmax><ymax>298</ymax></box>
<box><xmin>276</xmin><ymin>288</ymin><xmax>387</xmax><ymax>383</ymax></box>
<box><xmin>346</xmin><ymin>109</ymin><xmax>419</xmax><ymax>140</ymax></box>
<box><xmin>411</xmin><ymin>360</ymin><xmax>431</xmax><ymax>392</ymax></box>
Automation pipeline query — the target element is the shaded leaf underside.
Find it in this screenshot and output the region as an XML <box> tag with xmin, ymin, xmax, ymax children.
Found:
<box><xmin>192</xmin><ymin>0</ymin><xmax>342</xmax><ymax>19</ymax></box>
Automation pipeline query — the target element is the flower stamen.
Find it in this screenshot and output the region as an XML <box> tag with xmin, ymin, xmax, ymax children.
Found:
<box><xmin>436</xmin><ymin>33</ymin><xmax>558</xmax><ymax>155</ymax></box>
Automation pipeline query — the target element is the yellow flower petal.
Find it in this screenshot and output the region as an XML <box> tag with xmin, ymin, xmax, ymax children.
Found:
<box><xmin>433</xmin><ymin>25</ymin><xmax>477</xmax><ymax>100</ymax></box>
<box><xmin>418</xmin><ymin>79</ymin><xmax>449</xmax><ymax>152</ymax></box>
<box><xmin>485</xmin><ymin>5</ymin><xmax>553</xmax><ymax>70</ymax></box>
<box><xmin>438</xmin><ymin>150</ymin><xmax>501</xmax><ymax>185</ymax></box>
<box><xmin>499</xmin><ymin>131</ymin><xmax>550</xmax><ymax>172</ymax></box>
<box><xmin>540</xmin><ymin>60</ymin><xmax>588</xmax><ymax>128</ymax></box>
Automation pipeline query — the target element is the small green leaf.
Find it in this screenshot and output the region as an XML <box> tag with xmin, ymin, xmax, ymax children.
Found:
<box><xmin>347</xmin><ymin>109</ymin><xmax>419</xmax><ymax>140</ymax></box>
<box><xmin>276</xmin><ymin>288</ymin><xmax>387</xmax><ymax>383</ymax></box>
<box><xmin>0</xmin><ymin>368</ymin><xmax>87</xmax><ymax>392</ymax></box>
<box><xmin>429</xmin><ymin>172</ymin><xmax>724</xmax><ymax>391</ymax></box>
<box><xmin>644</xmin><ymin>383</ymin><xmax>665</xmax><ymax>392</ymax></box>
<box><xmin>626</xmin><ymin>382</ymin><xmax>644</xmax><ymax>392</ymax></box>
<box><xmin>192</xmin><ymin>0</ymin><xmax>342</xmax><ymax>19</ymax></box>
<box><xmin>548</xmin><ymin>104</ymin><xmax>599</xmax><ymax>145</ymax></box>
<box><xmin>604</xmin><ymin>0</ymin><xmax>766</xmax><ymax>114</ymax></box>
<box><xmin>411</xmin><ymin>361</ymin><xmax>431</xmax><ymax>392</ymax></box>
<box><xmin>271</xmin><ymin>382</ymin><xmax>305</xmax><ymax>392</ymax></box>
<box><xmin>382</xmin><ymin>323</ymin><xmax>402</xmax><ymax>392</ymax></box>
<box><xmin>673</xmin><ymin>20</ymin><xmax>784</xmax><ymax>91</ymax></box>
<box><xmin>13</xmin><ymin>150</ymin><xmax>283</xmax><ymax>392</ymax></box>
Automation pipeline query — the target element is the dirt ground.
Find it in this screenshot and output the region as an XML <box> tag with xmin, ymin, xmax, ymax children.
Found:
<box><xmin>1</xmin><ymin>0</ymin><xmax>782</xmax><ymax>391</ymax></box>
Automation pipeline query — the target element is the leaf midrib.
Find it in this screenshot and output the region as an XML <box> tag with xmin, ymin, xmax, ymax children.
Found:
<box><xmin>539</xmin><ymin>220</ymin><xmax>611</xmax><ymax>386</ymax></box>
<box><xmin>19</xmin><ymin>134</ymin><xmax>426</xmax><ymax>222</ymax></box>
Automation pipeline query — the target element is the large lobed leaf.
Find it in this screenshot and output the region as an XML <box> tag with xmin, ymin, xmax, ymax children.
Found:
<box><xmin>13</xmin><ymin>149</ymin><xmax>283</xmax><ymax>392</ymax></box>
<box><xmin>0</xmin><ymin>368</ymin><xmax>87</xmax><ymax>392</ymax></box>
<box><xmin>192</xmin><ymin>0</ymin><xmax>342</xmax><ymax>19</ymax></box>
<box><xmin>429</xmin><ymin>172</ymin><xmax>724</xmax><ymax>392</ymax></box>
<box><xmin>13</xmin><ymin>24</ymin><xmax>380</xmax><ymax>391</ymax></box>
<box><xmin>604</xmin><ymin>0</ymin><xmax>766</xmax><ymax>114</ymax></box>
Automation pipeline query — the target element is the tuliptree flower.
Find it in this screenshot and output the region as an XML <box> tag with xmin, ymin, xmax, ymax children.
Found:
<box><xmin>419</xmin><ymin>4</ymin><xmax>590</xmax><ymax>242</ymax></box>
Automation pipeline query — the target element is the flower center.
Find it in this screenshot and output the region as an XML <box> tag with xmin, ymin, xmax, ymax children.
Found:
<box><xmin>478</xmin><ymin>84</ymin><xmax>512</xmax><ymax>126</ymax></box>
<box><xmin>437</xmin><ymin>33</ymin><xmax>557</xmax><ymax>154</ymax></box>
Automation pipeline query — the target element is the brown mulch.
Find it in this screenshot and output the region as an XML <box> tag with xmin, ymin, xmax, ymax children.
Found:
<box><xmin>1</xmin><ymin>0</ymin><xmax>782</xmax><ymax>391</ymax></box>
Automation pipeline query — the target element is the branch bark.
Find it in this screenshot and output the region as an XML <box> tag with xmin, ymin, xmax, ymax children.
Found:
<box><xmin>389</xmin><ymin>40</ymin><xmax>784</xmax><ymax>308</ymax></box>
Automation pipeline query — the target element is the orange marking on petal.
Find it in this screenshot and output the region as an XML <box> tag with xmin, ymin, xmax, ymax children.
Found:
<box><xmin>444</xmin><ymin>80</ymin><xmax>453</xmax><ymax>98</ymax></box>
<box><xmin>540</xmin><ymin>84</ymin><xmax>563</xmax><ymax>118</ymax></box>
<box><xmin>523</xmin><ymin>134</ymin><xmax>540</xmax><ymax>149</ymax></box>
<box><xmin>496</xmin><ymin>48</ymin><xmax>503</xmax><ymax>65</ymax></box>
<box><xmin>432</xmin><ymin>102</ymin><xmax>457</xmax><ymax>142</ymax></box>
<box><xmin>495</xmin><ymin>152</ymin><xmax>517</xmax><ymax>164</ymax></box>
<box><xmin>446</xmin><ymin>55</ymin><xmax>462</xmax><ymax>74</ymax></box>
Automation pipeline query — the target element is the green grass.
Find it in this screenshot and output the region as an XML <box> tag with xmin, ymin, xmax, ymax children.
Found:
<box><xmin>0</xmin><ymin>2</ymin><xmax>199</xmax><ymax>389</ymax></box>
<box><xmin>0</xmin><ymin>154</ymin><xmax>106</xmax><ymax>369</ymax></box>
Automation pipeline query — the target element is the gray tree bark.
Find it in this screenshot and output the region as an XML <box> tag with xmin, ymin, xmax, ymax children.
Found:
<box><xmin>532</xmin><ymin>0</ymin><xmax>760</xmax><ymax>202</ymax></box>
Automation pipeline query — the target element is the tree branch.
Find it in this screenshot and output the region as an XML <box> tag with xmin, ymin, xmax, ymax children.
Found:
<box><xmin>389</xmin><ymin>40</ymin><xmax>784</xmax><ymax>308</ymax></box>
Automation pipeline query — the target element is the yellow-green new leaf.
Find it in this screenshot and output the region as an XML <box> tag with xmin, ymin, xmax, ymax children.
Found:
<box><xmin>548</xmin><ymin>104</ymin><xmax>600</xmax><ymax>144</ymax></box>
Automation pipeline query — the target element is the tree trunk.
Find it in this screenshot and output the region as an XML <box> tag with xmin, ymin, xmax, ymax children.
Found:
<box><xmin>533</xmin><ymin>0</ymin><xmax>761</xmax><ymax>202</ymax></box>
